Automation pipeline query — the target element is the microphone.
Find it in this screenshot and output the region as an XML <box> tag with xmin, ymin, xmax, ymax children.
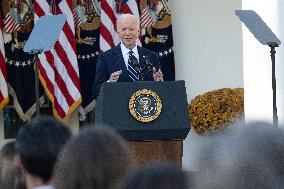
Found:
<box><xmin>132</xmin><ymin>58</ymin><xmax>143</xmax><ymax>80</ymax></box>
<box><xmin>132</xmin><ymin>58</ymin><xmax>141</xmax><ymax>73</ymax></box>
<box><xmin>142</xmin><ymin>55</ymin><xmax>153</xmax><ymax>74</ymax></box>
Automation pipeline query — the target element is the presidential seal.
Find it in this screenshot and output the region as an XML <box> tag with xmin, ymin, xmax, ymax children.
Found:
<box><xmin>129</xmin><ymin>89</ymin><xmax>162</xmax><ymax>123</ymax></box>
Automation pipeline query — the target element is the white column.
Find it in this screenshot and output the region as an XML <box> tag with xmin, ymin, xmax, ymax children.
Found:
<box><xmin>170</xmin><ymin>0</ymin><xmax>243</xmax><ymax>171</ymax></box>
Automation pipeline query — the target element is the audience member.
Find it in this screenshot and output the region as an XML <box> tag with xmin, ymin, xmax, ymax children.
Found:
<box><xmin>193</xmin><ymin>121</ymin><xmax>284</xmax><ymax>189</ymax></box>
<box><xmin>53</xmin><ymin>126</ymin><xmax>135</xmax><ymax>189</ymax></box>
<box><xmin>117</xmin><ymin>161</ymin><xmax>190</xmax><ymax>189</ymax></box>
<box><xmin>15</xmin><ymin>116</ymin><xmax>71</xmax><ymax>189</ymax></box>
<box><xmin>0</xmin><ymin>140</ymin><xmax>26</xmax><ymax>189</ymax></box>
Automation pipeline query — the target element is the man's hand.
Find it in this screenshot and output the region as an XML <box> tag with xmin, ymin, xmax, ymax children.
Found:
<box><xmin>108</xmin><ymin>70</ymin><xmax>122</xmax><ymax>82</ymax></box>
<box><xmin>153</xmin><ymin>67</ymin><xmax>163</xmax><ymax>81</ymax></box>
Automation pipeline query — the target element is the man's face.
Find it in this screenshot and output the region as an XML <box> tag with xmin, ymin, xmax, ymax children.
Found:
<box><xmin>117</xmin><ymin>16</ymin><xmax>139</xmax><ymax>49</ymax></box>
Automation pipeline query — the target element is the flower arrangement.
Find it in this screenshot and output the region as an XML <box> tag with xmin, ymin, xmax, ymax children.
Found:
<box><xmin>189</xmin><ymin>88</ymin><xmax>244</xmax><ymax>135</ymax></box>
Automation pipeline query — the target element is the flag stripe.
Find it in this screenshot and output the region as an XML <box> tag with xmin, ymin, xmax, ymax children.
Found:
<box><xmin>100</xmin><ymin>24</ymin><xmax>115</xmax><ymax>48</ymax></box>
<box><xmin>52</xmin><ymin>49</ymin><xmax>80</xmax><ymax>101</ymax></box>
<box><xmin>121</xmin><ymin>4</ymin><xmax>132</xmax><ymax>14</ymax></box>
<box><xmin>101</xmin><ymin>1</ymin><xmax>117</xmax><ymax>26</ymax></box>
<box><xmin>99</xmin><ymin>34</ymin><xmax>112</xmax><ymax>52</ymax></box>
<box><xmin>73</xmin><ymin>9</ymin><xmax>83</xmax><ymax>27</ymax></box>
<box><xmin>100</xmin><ymin>0</ymin><xmax>117</xmax><ymax>51</ymax></box>
<box><xmin>4</xmin><ymin>13</ymin><xmax>21</xmax><ymax>33</ymax></box>
<box><xmin>0</xmin><ymin>55</ymin><xmax>7</xmax><ymax>80</ymax></box>
<box><xmin>53</xmin><ymin>66</ymin><xmax>74</xmax><ymax>106</ymax></box>
<box><xmin>54</xmin><ymin>82</ymin><xmax>69</xmax><ymax>112</ymax></box>
<box><xmin>54</xmin><ymin>41</ymin><xmax>80</xmax><ymax>91</ymax></box>
<box><xmin>33</xmin><ymin>0</ymin><xmax>47</xmax><ymax>17</ymax></box>
<box><xmin>54</xmin><ymin>96</ymin><xmax>66</xmax><ymax>118</ymax></box>
<box><xmin>38</xmin><ymin>53</ymin><xmax>55</xmax><ymax>95</ymax></box>
<box><xmin>58</xmin><ymin>0</ymin><xmax>75</xmax><ymax>34</ymax></box>
<box><xmin>140</xmin><ymin>8</ymin><xmax>156</xmax><ymax>27</ymax></box>
<box><xmin>0</xmin><ymin>91</ymin><xmax>4</xmax><ymax>101</ymax></box>
<box><xmin>35</xmin><ymin>0</ymin><xmax>81</xmax><ymax>122</ymax></box>
<box><xmin>61</xmin><ymin>23</ymin><xmax>77</xmax><ymax>58</ymax></box>
<box><xmin>0</xmin><ymin>16</ymin><xmax>9</xmax><ymax>109</ymax></box>
<box><xmin>0</xmin><ymin>71</ymin><xmax>8</xmax><ymax>97</ymax></box>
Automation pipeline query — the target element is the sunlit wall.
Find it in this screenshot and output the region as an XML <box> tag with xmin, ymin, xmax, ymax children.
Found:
<box><xmin>171</xmin><ymin>0</ymin><xmax>243</xmax><ymax>171</ymax></box>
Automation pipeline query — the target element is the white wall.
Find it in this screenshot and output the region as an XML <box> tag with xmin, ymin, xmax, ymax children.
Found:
<box><xmin>170</xmin><ymin>0</ymin><xmax>243</xmax><ymax>170</ymax></box>
<box><xmin>171</xmin><ymin>1</ymin><xmax>243</xmax><ymax>99</ymax></box>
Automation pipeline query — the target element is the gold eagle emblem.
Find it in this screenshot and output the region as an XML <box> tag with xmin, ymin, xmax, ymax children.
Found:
<box><xmin>129</xmin><ymin>89</ymin><xmax>162</xmax><ymax>123</ymax></box>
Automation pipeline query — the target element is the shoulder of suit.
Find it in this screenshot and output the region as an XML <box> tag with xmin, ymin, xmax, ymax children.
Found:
<box><xmin>100</xmin><ymin>46</ymin><xmax>120</xmax><ymax>57</ymax></box>
<box><xmin>139</xmin><ymin>46</ymin><xmax>158</xmax><ymax>57</ymax></box>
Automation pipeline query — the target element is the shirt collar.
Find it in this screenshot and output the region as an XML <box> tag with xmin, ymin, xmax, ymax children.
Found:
<box><xmin>120</xmin><ymin>43</ymin><xmax>138</xmax><ymax>57</ymax></box>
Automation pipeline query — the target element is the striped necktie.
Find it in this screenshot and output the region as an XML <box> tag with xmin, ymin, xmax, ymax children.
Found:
<box><xmin>128</xmin><ymin>50</ymin><xmax>140</xmax><ymax>81</ymax></box>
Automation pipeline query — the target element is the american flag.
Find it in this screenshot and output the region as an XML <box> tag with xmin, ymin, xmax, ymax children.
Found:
<box><xmin>100</xmin><ymin>0</ymin><xmax>141</xmax><ymax>52</ymax></box>
<box><xmin>85</xmin><ymin>0</ymin><xmax>94</xmax><ymax>15</ymax></box>
<box><xmin>4</xmin><ymin>10</ymin><xmax>21</xmax><ymax>33</ymax></box>
<box><xmin>140</xmin><ymin>6</ymin><xmax>157</xmax><ymax>28</ymax></box>
<box><xmin>72</xmin><ymin>6</ymin><xmax>83</xmax><ymax>27</ymax></box>
<box><xmin>34</xmin><ymin>0</ymin><xmax>82</xmax><ymax>122</ymax></box>
<box><xmin>72</xmin><ymin>10</ymin><xmax>82</xmax><ymax>27</ymax></box>
<box><xmin>0</xmin><ymin>17</ymin><xmax>9</xmax><ymax>109</ymax></box>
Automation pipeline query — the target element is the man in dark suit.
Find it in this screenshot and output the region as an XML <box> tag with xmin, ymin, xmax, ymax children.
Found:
<box><xmin>93</xmin><ymin>13</ymin><xmax>163</xmax><ymax>98</ymax></box>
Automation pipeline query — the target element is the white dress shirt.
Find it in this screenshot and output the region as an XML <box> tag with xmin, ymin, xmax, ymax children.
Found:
<box><xmin>120</xmin><ymin>43</ymin><xmax>139</xmax><ymax>69</ymax></box>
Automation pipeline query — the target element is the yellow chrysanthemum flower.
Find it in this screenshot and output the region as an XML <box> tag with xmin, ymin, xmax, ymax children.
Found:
<box><xmin>189</xmin><ymin>88</ymin><xmax>244</xmax><ymax>135</ymax></box>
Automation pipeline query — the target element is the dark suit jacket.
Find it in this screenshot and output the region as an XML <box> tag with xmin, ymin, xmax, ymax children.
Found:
<box><xmin>93</xmin><ymin>44</ymin><xmax>161</xmax><ymax>98</ymax></box>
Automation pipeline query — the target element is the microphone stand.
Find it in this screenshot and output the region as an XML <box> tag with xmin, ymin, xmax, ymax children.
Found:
<box><xmin>31</xmin><ymin>49</ymin><xmax>43</xmax><ymax>116</ymax></box>
<box><xmin>137</xmin><ymin>68</ymin><xmax>144</xmax><ymax>81</ymax></box>
<box><xmin>142</xmin><ymin>55</ymin><xmax>154</xmax><ymax>80</ymax></box>
<box><xmin>268</xmin><ymin>42</ymin><xmax>278</xmax><ymax>127</ymax></box>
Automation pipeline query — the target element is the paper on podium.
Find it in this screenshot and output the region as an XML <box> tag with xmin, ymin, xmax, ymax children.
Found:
<box><xmin>24</xmin><ymin>14</ymin><xmax>67</xmax><ymax>54</ymax></box>
<box><xmin>235</xmin><ymin>10</ymin><xmax>281</xmax><ymax>46</ymax></box>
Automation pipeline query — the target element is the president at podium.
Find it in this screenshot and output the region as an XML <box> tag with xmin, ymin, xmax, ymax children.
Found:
<box><xmin>93</xmin><ymin>14</ymin><xmax>164</xmax><ymax>98</ymax></box>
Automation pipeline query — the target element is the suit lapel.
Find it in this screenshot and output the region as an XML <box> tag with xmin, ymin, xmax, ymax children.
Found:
<box><xmin>113</xmin><ymin>44</ymin><xmax>131</xmax><ymax>81</ymax></box>
<box><xmin>112</xmin><ymin>45</ymin><xmax>126</xmax><ymax>70</ymax></box>
<box><xmin>138</xmin><ymin>46</ymin><xmax>145</xmax><ymax>67</ymax></box>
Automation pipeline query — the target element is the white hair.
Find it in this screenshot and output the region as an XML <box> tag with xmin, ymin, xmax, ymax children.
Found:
<box><xmin>117</xmin><ymin>13</ymin><xmax>140</xmax><ymax>28</ymax></box>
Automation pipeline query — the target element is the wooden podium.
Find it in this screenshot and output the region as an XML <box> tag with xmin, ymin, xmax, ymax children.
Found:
<box><xmin>128</xmin><ymin>140</ymin><xmax>183</xmax><ymax>167</ymax></box>
<box><xmin>95</xmin><ymin>81</ymin><xmax>190</xmax><ymax>167</ymax></box>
